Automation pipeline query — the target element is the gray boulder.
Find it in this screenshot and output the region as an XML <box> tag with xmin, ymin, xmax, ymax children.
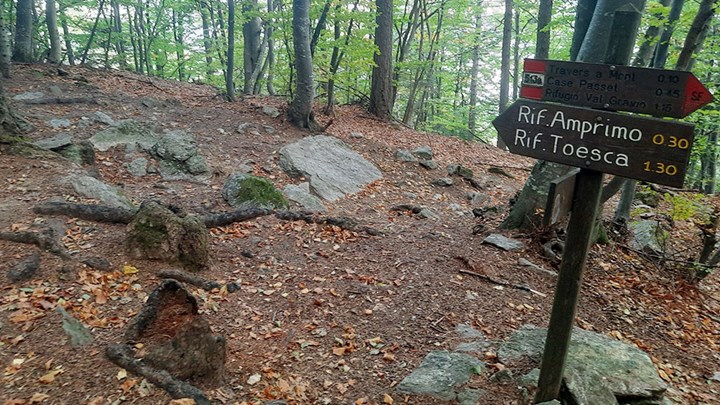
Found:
<box><xmin>498</xmin><ymin>325</ymin><xmax>667</xmax><ymax>401</ymax></box>
<box><xmin>630</xmin><ymin>220</ymin><xmax>665</xmax><ymax>255</ymax></box>
<box><xmin>48</xmin><ymin>118</ymin><xmax>72</xmax><ymax>129</ymax></box>
<box><xmin>397</xmin><ymin>351</ymin><xmax>485</xmax><ymax>401</ymax></box>
<box><xmin>151</xmin><ymin>131</ymin><xmax>210</xmax><ymax>180</ymax></box>
<box><xmin>93</xmin><ymin>111</ymin><xmax>115</xmax><ymax>125</ymax></box>
<box><xmin>12</xmin><ymin>91</ymin><xmax>45</xmax><ymax>101</ymax></box>
<box><xmin>90</xmin><ymin>120</ymin><xmax>159</xmax><ymax>151</ymax></box>
<box><xmin>419</xmin><ymin>160</ymin><xmax>438</xmax><ymax>170</ymax></box>
<box><xmin>67</xmin><ymin>174</ymin><xmax>135</xmax><ymax>209</ymax></box>
<box><xmin>126</xmin><ymin>158</ymin><xmax>149</xmax><ymax>177</ymax></box>
<box><xmin>262</xmin><ymin>106</ymin><xmax>280</xmax><ymax>117</ymax></box>
<box><xmin>279</xmin><ymin>135</ymin><xmax>382</xmax><ymax>201</ymax></box>
<box><xmin>283</xmin><ymin>182</ymin><xmax>327</xmax><ymax>213</ymax></box>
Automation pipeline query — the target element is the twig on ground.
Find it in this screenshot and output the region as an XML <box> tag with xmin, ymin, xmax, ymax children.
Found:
<box><xmin>455</xmin><ymin>256</ymin><xmax>546</xmax><ymax>297</ymax></box>
<box><xmin>105</xmin><ymin>344</ymin><xmax>209</xmax><ymax>405</ymax></box>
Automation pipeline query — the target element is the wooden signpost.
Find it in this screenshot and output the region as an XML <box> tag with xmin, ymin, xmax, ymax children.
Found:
<box><xmin>494</xmin><ymin>57</ymin><xmax>713</xmax><ymax>403</ymax></box>
<box><xmin>520</xmin><ymin>59</ymin><xmax>713</xmax><ymax>118</ymax></box>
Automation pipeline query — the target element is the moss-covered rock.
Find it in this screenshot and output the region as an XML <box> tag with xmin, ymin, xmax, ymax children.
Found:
<box><xmin>222</xmin><ymin>173</ymin><xmax>289</xmax><ymax>209</ymax></box>
<box><xmin>126</xmin><ymin>201</ymin><xmax>210</xmax><ymax>271</ymax></box>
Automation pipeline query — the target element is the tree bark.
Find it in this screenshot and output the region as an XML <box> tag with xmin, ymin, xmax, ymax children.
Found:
<box><xmin>172</xmin><ymin>10</ymin><xmax>186</xmax><ymax>80</ymax></box>
<box><xmin>242</xmin><ymin>0</ymin><xmax>262</xmax><ymax>94</ymax></box>
<box><xmin>287</xmin><ymin>0</ymin><xmax>318</xmax><ymax>129</ymax></box>
<box><xmin>13</xmin><ymin>0</ymin><xmax>34</xmax><ymax>62</ymax></box>
<box><xmin>60</xmin><ymin>7</ymin><xmax>75</xmax><ymax>65</ymax></box>
<box><xmin>111</xmin><ymin>0</ymin><xmax>127</xmax><ymax>68</ymax></box>
<box><xmin>265</xmin><ymin>0</ymin><xmax>276</xmax><ymax>95</ymax></box>
<box><xmin>652</xmin><ymin>0</ymin><xmax>684</xmax><ymax>68</ymax></box>
<box><xmin>200</xmin><ymin>0</ymin><xmax>214</xmax><ymax>78</ymax></box>
<box><xmin>675</xmin><ymin>0</ymin><xmax>715</xmax><ymax>70</ymax></box>
<box><xmin>46</xmin><ymin>0</ymin><xmax>62</xmax><ymax>64</ymax></box>
<box><xmin>368</xmin><ymin>0</ymin><xmax>394</xmax><ymax>120</ymax></box>
<box><xmin>497</xmin><ymin>0</ymin><xmax>513</xmax><ymax>148</ymax></box>
<box><xmin>0</xmin><ymin>2</ymin><xmax>11</xmax><ymax>77</ymax></box>
<box><xmin>535</xmin><ymin>0</ymin><xmax>553</xmax><ymax>59</ymax></box>
<box><xmin>226</xmin><ymin>0</ymin><xmax>236</xmax><ymax>101</ymax></box>
<box><xmin>632</xmin><ymin>0</ymin><xmax>671</xmax><ymax>67</ymax></box>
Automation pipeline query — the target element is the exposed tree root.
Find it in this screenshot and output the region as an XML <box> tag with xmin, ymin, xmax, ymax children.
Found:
<box><xmin>276</xmin><ymin>210</ymin><xmax>382</xmax><ymax>236</ymax></box>
<box><xmin>23</xmin><ymin>97</ymin><xmax>98</xmax><ymax>105</ymax></box>
<box><xmin>105</xmin><ymin>344</ymin><xmax>210</xmax><ymax>405</ymax></box>
<box><xmin>158</xmin><ymin>269</ymin><xmax>240</xmax><ymax>293</ymax></box>
<box><xmin>0</xmin><ymin>227</ymin><xmax>71</xmax><ymax>260</ymax></box>
<box><xmin>202</xmin><ymin>207</ymin><xmax>273</xmax><ymax>228</ymax></box>
<box><xmin>390</xmin><ymin>204</ymin><xmax>425</xmax><ymax>214</ymax></box>
<box><xmin>34</xmin><ymin>201</ymin><xmax>137</xmax><ymax>224</ymax></box>
<box><xmin>454</xmin><ymin>256</ymin><xmax>546</xmax><ymax>297</ymax></box>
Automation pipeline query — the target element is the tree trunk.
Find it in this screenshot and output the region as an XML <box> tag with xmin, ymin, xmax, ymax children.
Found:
<box><xmin>632</xmin><ymin>0</ymin><xmax>671</xmax><ymax>67</ymax></box>
<box><xmin>111</xmin><ymin>0</ymin><xmax>127</xmax><ymax>68</ymax></box>
<box><xmin>13</xmin><ymin>0</ymin><xmax>34</xmax><ymax>62</ymax></box>
<box><xmin>497</xmin><ymin>0</ymin><xmax>512</xmax><ymax>148</ymax></box>
<box><xmin>45</xmin><ymin>0</ymin><xmax>61</xmax><ymax>64</ymax></box>
<box><xmin>569</xmin><ymin>0</ymin><xmax>597</xmax><ymax>61</ymax></box>
<box><xmin>652</xmin><ymin>0</ymin><xmax>684</xmax><ymax>68</ymax></box>
<box><xmin>226</xmin><ymin>0</ymin><xmax>236</xmax><ymax>101</ymax></box>
<box><xmin>172</xmin><ymin>10</ymin><xmax>186</xmax><ymax>80</ymax></box>
<box><xmin>81</xmin><ymin>0</ymin><xmax>106</xmax><ymax>65</ymax></box>
<box><xmin>512</xmin><ymin>8</ymin><xmax>520</xmax><ymax>100</ymax></box>
<box><xmin>0</xmin><ymin>2</ymin><xmax>11</xmax><ymax>77</ymax></box>
<box><xmin>675</xmin><ymin>0</ymin><xmax>715</xmax><ymax>70</ymax></box>
<box><xmin>60</xmin><ymin>9</ymin><xmax>75</xmax><ymax>65</ymax></box>
<box><xmin>0</xmin><ymin>84</ymin><xmax>34</xmax><ymax>141</ymax></box>
<box><xmin>392</xmin><ymin>0</ymin><xmax>420</xmax><ymax>107</ymax></box>
<box><xmin>265</xmin><ymin>0</ymin><xmax>276</xmax><ymax>95</ymax></box>
<box><xmin>242</xmin><ymin>0</ymin><xmax>261</xmax><ymax>94</ymax></box>
<box><xmin>703</xmin><ymin>131</ymin><xmax>717</xmax><ymax>194</ymax></box>
<box><xmin>200</xmin><ymin>0</ymin><xmax>214</xmax><ymax>78</ymax></box>
<box><xmin>368</xmin><ymin>0</ymin><xmax>393</xmax><ymax>120</ymax></box>
<box><xmin>536</xmin><ymin>0</ymin><xmax>553</xmax><ymax>59</ymax></box>
<box><xmin>287</xmin><ymin>0</ymin><xmax>317</xmax><ymax>129</ymax></box>
<box><xmin>309</xmin><ymin>0</ymin><xmax>331</xmax><ymax>57</ymax></box>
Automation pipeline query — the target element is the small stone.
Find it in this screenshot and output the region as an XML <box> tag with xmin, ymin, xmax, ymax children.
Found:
<box><xmin>8</xmin><ymin>253</ymin><xmax>41</xmax><ymax>282</ymax></box>
<box><xmin>710</xmin><ymin>372</ymin><xmax>720</xmax><ymax>382</ymax></box>
<box><xmin>81</xmin><ymin>257</ymin><xmax>112</xmax><ymax>271</ymax></box>
<box><xmin>126</xmin><ymin>158</ymin><xmax>148</xmax><ymax>177</ymax></box>
<box><xmin>48</xmin><ymin>118</ymin><xmax>72</xmax><ymax>129</ymax></box>
<box><xmin>395</xmin><ymin>149</ymin><xmax>417</xmax><ymax>162</ymax></box>
<box><xmin>349</xmin><ymin>132</ymin><xmax>365</xmax><ymax>139</ymax></box>
<box><xmin>467</xmin><ymin>192</ymin><xmax>490</xmax><ymax>206</ymax></box>
<box><xmin>237</xmin><ymin>122</ymin><xmax>261</xmax><ymax>135</ymax></box>
<box><xmin>263</xmin><ymin>125</ymin><xmax>276</xmax><ymax>134</ymax></box>
<box><xmin>488</xmin><ymin>166</ymin><xmax>514</xmax><ymax>178</ymax></box>
<box><xmin>93</xmin><ymin>111</ymin><xmax>114</xmax><ymax>125</ymax></box>
<box><xmin>49</xmin><ymin>85</ymin><xmax>63</xmax><ymax>96</ymax></box>
<box><xmin>247</xmin><ymin>373</ymin><xmax>262</xmax><ymax>385</ymax></box>
<box><xmin>12</xmin><ymin>91</ymin><xmax>45</xmax><ymax>101</ymax></box>
<box><xmin>412</xmin><ymin>146</ymin><xmax>433</xmax><ymax>160</ymax></box>
<box><xmin>57</xmin><ymin>306</ymin><xmax>94</xmax><ymax>346</ymax></box>
<box><xmin>402</xmin><ymin>192</ymin><xmax>417</xmax><ymax>200</ymax></box>
<box><xmin>519</xmin><ymin>369</ymin><xmax>540</xmax><ymax>388</ymax></box>
<box><xmin>488</xmin><ymin>369</ymin><xmax>514</xmax><ymax>384</ymax></box>
<box><xmin>432</xmin><ymin>178</ymin><xmax>453</xmax><ymax>187</ymax></box>
<box><xmin>455</xmin><ymin>324</ymin><xmax>484</xmax><ymax>340</ymax></box>
<box><xmin>262</xmin><ymin>106</ymin><xmax>280</xmax><ymax>117</ymax></box>
<box><xmin>33</xmin><ymin>133</ymin><xmax>74</xmax><ymax>150</ymax></box>
<box><xmin>419</xmin><ymin>160</ymin><xmax>438</xmax><ymax>170</ymax></box>
<box><xmin>483</xmin><ymin>234</ymin><xmax>525</xmax><ymax>251</ymax></box>
<box><xmin>418</xmin><ymin>208</ymin><xmax>440</xmax><ymax>220</ymax></box>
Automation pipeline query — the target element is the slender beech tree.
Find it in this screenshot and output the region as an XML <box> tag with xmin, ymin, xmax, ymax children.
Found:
<box><xmin>13</xmin><ymin>0</ymin><xmax>34</xmax><ymax>62</ymax></box>
<box><xmin>0</xmin><ymin>2</ymin><xmax>10</xmax><ymax>77</ymax></box>
<box><xmin>287</xmin><ymin>0</ymin><xmax>317</xmax><ymax>129</ymax></box>
<box><xmin>368</xmin><ymin>0</ymin><xmax>393</xmax><ymax>120</ymax></box>
<box><xmin>226</xmin><ymin>0</ymin><xmax>237</xmax><ymax>101</ymax></box>
<box><xmin>242</xmin><ymin>0</ymin><xmax>262</xmax><ymax>93</ymax></box>
<box><xmin>497</xmin><ymin>0</ymin><xmax>513</xmax><ymax>148</ymax></box>
<box><xmin>468</xmin><ymin>0</ymin><xmax>482</xmax><ymax>136</ymax></box>
<box><xmin>46</xmin><ymin>0</ymin><xmax>61</xmax><ymax>63</ymax></box>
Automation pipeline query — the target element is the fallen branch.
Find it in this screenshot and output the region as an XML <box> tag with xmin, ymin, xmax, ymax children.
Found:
<box><xmin>455</xmin><ymin>256</ymin><xmax>546</xmax><ymax>297</ymax></box>
<box><xmin>0</xmin><ymin>227</ymin><xmax>71</xmax><ymax>260</ymax></box>
<box><xmin>34</xmin><ymin>201</ymin><xmax>137</xmax><ymax>224</ymax></box>
<box><xmin>201</xmin><ymin>207</ymin><xmax>273</xmax><ymax>228</ymax></box>
<box><xmin>276</xmin><ymin>210</ymin><xmax>382</xmax><ymax>236</ymax></box>
<box><xmin>105</xmin><ymin>344</ymin><xmax>209</xmax><ymax>405</ymax></box>
<box><xmin>158</xmin><ymin>269</ymin><xmax>240</xmax><ymax>293</ymax></box>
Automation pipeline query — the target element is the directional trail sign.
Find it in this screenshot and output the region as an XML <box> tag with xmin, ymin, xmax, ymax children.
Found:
<box><xmin>520</xmin><ymin>59</ymin><xmax>713</xmax><ymax>118</ymax></box>
<box><xmin>492</xmin><ymin>99</ymin><xmax>695</xmax><ymax>187</ymax></box>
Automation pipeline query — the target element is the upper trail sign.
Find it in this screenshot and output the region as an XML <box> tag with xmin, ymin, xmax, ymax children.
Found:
<box><xmin>520</xmin><ymin>59</ymin><xmax>713</xmax><ymax>118</ymax></box>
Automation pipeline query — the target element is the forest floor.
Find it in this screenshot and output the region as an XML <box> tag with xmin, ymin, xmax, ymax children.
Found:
<box><xmin>1</xmin><ymin>64</ymin><xmax>719</xmax><ymax>405</ymax></box>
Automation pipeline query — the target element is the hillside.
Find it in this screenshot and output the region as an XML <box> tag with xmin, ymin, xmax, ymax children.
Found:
<box><xmin>1</xmin><ymin>65</ymin><xmax>718</xmax><ymax>405</ymax></box>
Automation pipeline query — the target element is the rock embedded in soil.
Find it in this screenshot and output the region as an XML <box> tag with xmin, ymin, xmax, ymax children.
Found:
<box><xmin>67</xmin><ymin>174</ymin><xmax>135</xmax><ymax>209</ymax></box>
<box><xmin>412</xmin><ymin>145</ymin><xmax>433</xmax><ymax>160</ymax></box>
<box><xmin>223</xmin><ymin>173</ymin><xmax>289</xmax><ymax>209</ymax></box>
<box><xmin>482</xmin><ymin>234</ymin><xmax>525</xmax><ymax>251</ymax></box>
<box><xmin>89</xmin><ymin>119</ymin><xmax>159</xmax><ymax>151</ymax></box>
<box><xmin>396</xmin><ymin>351</ymin><xmax>485</xmax><ymax>401</ymax></box>
<box><xmin>8</xmin><ymin>252</ymin><xmax>40</xmax><ymax>282</ymax></box>
<box><xmin>395</xmin><ymin>149</ymin><xmax>418</xmax><ymax>162</ymax></box>
<box><xmin>283</xmin><ymin>182</ymin><xmax>327</xmax><ymax>213</ymax></box>
<box><xmin>151</xmin><ymin>130</ymin><xmax>210</xmax><ymax>180</ymax></box>
<box><xmin>498</xmin><ymin>325</ymin><xmax>667</xmax><ymax>402</ymax></box>
<box><xmin>33</xmin><ymin>133</ymin><xmax>74</xmax><ymax>150</ymax></box>
<box><xmin>279</xmin><ymin>135</ymin><xmax>382</xmax><ymax>201</ymax></box>
<box><xmin>57</xmin><ymin>306</ymin><xmax>94</xmax><ymax>347</ymax></box>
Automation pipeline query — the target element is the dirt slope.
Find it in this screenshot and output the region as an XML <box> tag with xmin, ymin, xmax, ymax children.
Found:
<box><xmin>1</xmin><ymin>65</ymin><xmax>718</xmax><ymax>405</ymax></box>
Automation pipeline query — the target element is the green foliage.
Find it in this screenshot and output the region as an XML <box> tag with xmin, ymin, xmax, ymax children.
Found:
<box><xmin>663</xmin><ymin>192</ymin><xmax>707</xmax><ymax>222</ymax></box>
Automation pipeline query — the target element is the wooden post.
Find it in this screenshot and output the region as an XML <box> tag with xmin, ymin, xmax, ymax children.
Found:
<box><xmin>534</xmin><ymin>2</ymin><xmax>645</xmax><ymax>402</ymax></box>
<box><xmin>534</xmin><ymin>169</ymin><xmax>603</xmax><ymax>402</ymax></box>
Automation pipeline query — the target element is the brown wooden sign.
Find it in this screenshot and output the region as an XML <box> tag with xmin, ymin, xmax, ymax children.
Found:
<box><xmin>520</xmin><ymin>59</ymin><xmax>713</xmax><ymax>118</ymax></box>
<box><xmin>492</xmin><ymin>99</ymin><xmax>695</xmax><ymax>188</ymax></box>
<box><xmin>543</xmin><ymin>169</ymin><xmax>580</xmax><ymax>226</ymax></box>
